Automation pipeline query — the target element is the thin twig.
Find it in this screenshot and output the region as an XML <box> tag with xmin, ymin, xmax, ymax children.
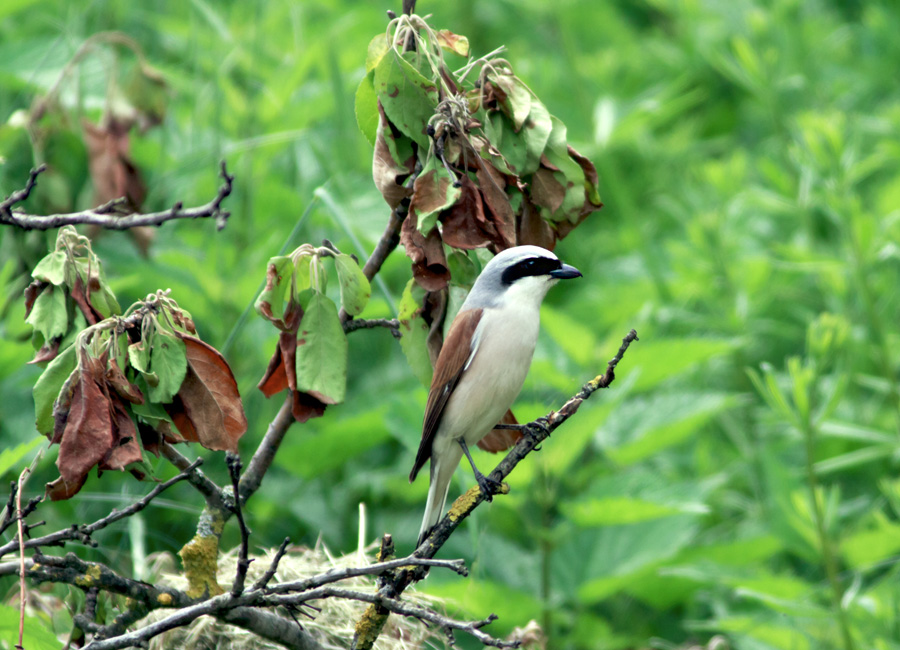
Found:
<box><xmin>0</xmin><ymin>162</ymin><xmax>234</xmax><ymax>231</ymax></box>
<box><xmin>0</xmin><ymin>459</ymin><xmax>202</xmax><ymax>558</ymax></box>
<box><xmin>343</xmin><ymin>318</ymin><xmax>401</xmax><ymax>339</ymax></box>
<box><xmin>251</xmin><ymin>537</ymin><xmax>290</xmax><ymax>592</ymax></box>
<box><xmin>15</xmin><ymin>467</ymin><xmax>30</xmax><ymax>650</ymax></box>
<box><xmin>226</xmin><ymin>453</ymin><xmax>253</xmax><ymax>597</ymax></box>
<box><xmin>263</xmin><ymin>555</ymin><xmax>468</xmax><ymax>595</ymax></box>
<box><xmin>160</xmin><ymin>444</ymin><xmax>226</xmax><ymax>510</ymax></box>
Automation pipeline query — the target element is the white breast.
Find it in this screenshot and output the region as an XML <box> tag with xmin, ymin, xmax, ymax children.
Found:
<box><xmin>435</xmin><ymin>303</ymin><xmax>540</xmax><ymax>447</ymax></box>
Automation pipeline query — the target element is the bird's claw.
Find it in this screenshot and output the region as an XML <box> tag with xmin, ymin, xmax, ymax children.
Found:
<box><xmin>475</xmin><ymin>472</ymin><xmax>502</xmax><ymax>501</ymax></box>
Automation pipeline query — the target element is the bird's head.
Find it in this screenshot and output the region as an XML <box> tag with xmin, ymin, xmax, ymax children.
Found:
<box><xmin>463</xmin><ymin>245</ymin><xmax>582</xmax><ymax>310</ymax></box>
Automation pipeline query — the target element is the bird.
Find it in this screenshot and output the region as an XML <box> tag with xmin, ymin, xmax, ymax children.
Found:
<box><xmin>409</xmin><ymin>245</ymin><xmax>582</xmax><ymax>545</ymax></box>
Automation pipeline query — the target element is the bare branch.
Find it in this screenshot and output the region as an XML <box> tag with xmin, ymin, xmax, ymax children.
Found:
<box><xmin>270</xmin><ymin>586</ymin><xmax>518</xmax><ymax>648</ymax></box>
<box><xmin>264</xmin><ymin>554</ymin><xmax>468</xmax><ymax>595</ymax></box>
<box><xmin>0</xmin><ymin>459</ymin><xmax>201</xmax><ymax>558</ymax></box>
<box><xmin>239</xmin><ymin>396</ymin><xmax>295</xmax><ymax>502</ymax></box>
<box><xmin>226</xmin><ymin>453</ymin><xmax>253</xmax><ymax>597</ymax></box>
<box><xmin>0</xmin><ymin>162</ymin><xmax>234</xmax><ymax>231</ymax></box>
<box><xmin>251</xmin><ymin>536</ymin><xmax>290</xmax><ymax>592</ymax></box>
<box><xmin>343</xmin><ymin>317</ymin><xmax>401</xmax><ymax>339</ymax></box>
<box><xmin>160</xmin><ymin>443</ymin><xmax>227</xmax><ymax>510</ymax></box>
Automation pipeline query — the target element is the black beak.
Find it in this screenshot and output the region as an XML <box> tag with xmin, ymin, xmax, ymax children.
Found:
<box><xmin>550</xmin><ymin>263</ymin><xmax>582</xmax><ymax>280</ymax></box>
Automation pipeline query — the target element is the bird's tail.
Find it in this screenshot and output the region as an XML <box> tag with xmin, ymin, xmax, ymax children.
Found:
<box><xmin>417</xmin><ymin>455</ymin><xmax>455</xmax><ymax>546</ymax></box>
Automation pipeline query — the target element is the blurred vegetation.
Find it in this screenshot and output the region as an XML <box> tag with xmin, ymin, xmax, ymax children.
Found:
<box><xmin>2</xmin><ymin>0</ymin><xmax>900</xmax><ymax>649</ymax></box>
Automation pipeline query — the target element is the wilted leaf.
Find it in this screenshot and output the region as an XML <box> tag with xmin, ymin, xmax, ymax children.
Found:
<box><xmin>435</xmin><ymin>29</ymin><xmax>470</xmax><ymax>57</ymax></box>
<box><xmin>292</xmin><ymin>390</ymin><xmax>328</xmax><ymax>423</ymax></box>
<box><xmin>106</xmin><ymin>357</ymin><xmax>144</xmax><ymax>405</ymax></box>
<box><xmin>23</xmin><ymin>279</ymin><xmax>47</xmax><ymax>319</ymax></box>
<box><xmin>334</xmin><ymin>253</ymin><xmax>371</xmax><ymax>316</ymax></box>
<box><xmin>410</xmin><ymin>154</ymin><xmax>462</xmax><ymax>233</ymax></box>
<box><xmin>258</xmin><ymin>344</ymin><xmax>289</xmax><ymax>398</ymax></box>
<box><xmin>52</xmin><ymin>357</ymin><xmax>114</xmax><ymax>499</ymax></box>
<box><xmin>398</xmin><ymin>279</ymin><xmax>433</xmax><ymax>387</ymax></box>
<box><xmin>374</xmin><ymin>49</ymin><xmax>439</xmax><ymax>148</ymax></box>
<box><xmin>491</xmin><ymin>73</ymin><xmax>532</xmax><ymax>132</ymax></box>
<box><xmin>295</xmin><ymin>292</ymin><xmax>347</xmax><ymax>405</ymax></box>
<box><xmin>372</xmin><ymin>104</ymin><xmax>416</xmax><ymax>209</ymax></box>
<box><xmin>355</xmin><ymin>72</ymin><xmax>379</xmax><ymax>147</ymax></box>
<box><xmin>400</xmin><ymin>212</ymin><xmax>450</xmax><ymax>291</ymax></box>
<box><xmin>167</xmin><ymin>335</ymin><xmax>247</xmax><ymax>453</ymax></box>
<box><xmin>255</xmin><ymin>255</ymin><xmax>295</xmax><ymax>329</ymax></box>
<box><xmin>475</xmin><ymin>158</ymin><xmax>516</xmax><ymax>249</ymax></box>
<box><xmin>25</xmin><ymin>284</ymin><xmax>67</xmax><ymax>344</ymax></box>
<box><xmin>31</xmin><ymin>251</ymin><xmax>67</xmax><ymax>286</ymax></box>
<box><xmin>83</xmin><ymin>117</ymin><xmax>147</xmax><ymax>210</ymax></box>
<box><xmin>99</xmin><ymin>397</ymin><xmax>143</xmax><ymax>472</ymax></box>
<box><xmin>440</xmin><ymin>175</ymin><xmax>495</xmax><ymax>250</ymax></box>
<box><xmin>477</xmin><ymin>410</ymin><xmax>522</xmax><ymax>452</ymax></box>
<box><xmin>33</xmin><ymin>343</ymin><xmax>77</xmax><ymax>435</ymax></box>
<box><xmin>71</xmin><ymin>274</ymin><xmax>103</xmax><ymax>326</ymax></box>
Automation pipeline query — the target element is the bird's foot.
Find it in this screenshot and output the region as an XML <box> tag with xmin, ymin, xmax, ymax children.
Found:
<box><xmin>527</xmin><ymin>417</ymin><xmax>552</xmax><ymax>450</ymax></box>
<box><xmin>474</xmin><ymin>470</ymin><xmax>503</xmax><ymax>501</ymax></box>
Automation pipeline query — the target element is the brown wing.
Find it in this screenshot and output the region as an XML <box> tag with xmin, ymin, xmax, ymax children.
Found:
<box><xmin>477</xmin><ymin>409</ymin><xmax>523</xmax><ymax>452</ymax></box>
<box><xmin>408</xmin><ymin>308</ymin><xmax>484</xmax><ymax>483</ymax></box>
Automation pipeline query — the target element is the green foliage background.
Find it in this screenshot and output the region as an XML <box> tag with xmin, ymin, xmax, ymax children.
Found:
<box><xmin>2</xmin><ymin>1</ymin><xmax>900</xmax><ymax>648</ymax></box>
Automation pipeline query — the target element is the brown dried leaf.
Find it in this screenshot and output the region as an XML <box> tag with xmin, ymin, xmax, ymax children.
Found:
<box><xmin>29</xmin><ymin>339</ymin><xmax>61</xmax><ymax>365</ymax></box>
<box><xmin>106</xmin><ymin>358</ymin><xmax>144</xmax><ymax>404</ymax></box>
<box><xmin>400</xmin><ymin>213</ymin><xmax>450</xmax><ymax>291</ymax></box>
<box><xmin>24</xmin><ymin>279</ymin><xmax>48</xmax><ymax>319</ymax></box>
<box><xmin>54</xmin><ymin>357</ymin><xmax>114</xmax><ymax>498</ymax></box>
<box><xmin>440</xmin><ymin>175</ymin><xmax>495</xmax><ymax>250</ymax></box>
<box><xmin>83</xmin><ymin>117</ymin><xmax>147</xmax><ymax>209</ymax></box>
<box><xmin>291</xmin><ymin>389</ymin><xmax>327</xmax><ymax>423</ymax></box>
<box><xmin>258</xmin><ymin>345</ymin><xmax>289</xmax><ymax>398</ymax></box>
<box><xmin>169</xmin><ymin>335</ymin><xmax>247</xmax><ymax>453</ymax></box>
<box><xmin>99</xmin><ymin>397</ymin><xmax>143</xmax><ymax>472</ymax></box>
<box><xmin>373</xmin><ymin>108</ymin><xmax>415</xmax><ymax>209</ymax></box>
<box><xmin>475</xmin><ymin>159</ymin><xmax>516</xmax><ymax>249</ymax></box>
<box><xmin>516</xmin><ymin>195</ymin><xmax>556</xmax><ymax>251</ymax></box>
<box><xmin>72</xmin><ymin>274</ymin><xmax>103</xmax><ymax>326</ymax></box>
<box><xmin>531</xmin><ymin>167</ymin><xmax>566</xmax><ymax>215</ymax></box>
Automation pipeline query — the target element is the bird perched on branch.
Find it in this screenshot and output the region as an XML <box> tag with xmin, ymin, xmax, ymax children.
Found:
<box><xmin>409</xmin><ymin>245</ymin><xmax>582</xmax><ymax>545</ymax></box>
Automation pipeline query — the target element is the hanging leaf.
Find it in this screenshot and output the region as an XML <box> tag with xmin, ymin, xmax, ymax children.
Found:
<box><xmin>31</xmin><ymin>251</ymin><xmax>67</xmax><ymax>286</ymax></box>
<box><xmin>372</xmin><ymin>105</ymin><xmax>416</xmax><ymax>209</ymax></box>
<box><xmin>355</xmin><ymin>72</ymin><xmax>379</xmax><ymax>147</ymax></box>
<box><xmin>255</xmin><ymin>255</ymin><xmax>296</xmax><ymax>330</ymax></box>
<box><xmin>33</xmin><ymin>344</ymin><xmax>77</xmax><ymax>435</ymax></box>
<box><xmin>374</xmin><ymin>49</ymin><xmax>439</xmax><ymax>148</ymax></box>
<box><xmin>398</xmin><ymin>279</ymin><xmax>433</xmax><ymax>387</ymax></box>
<box><xmin>409</xmin><ymin>152</ymin><xmax>462</xmax><ymax>233</ymax></box>
<box><xmin>400</xmin><ymin>211</ymin><xmax>451</xmax><ymax>291</ymax></box>
<box><xmin>147</xmin><ymin>329</ymin><xmax>188</xmax><ymax>403</ymax></box>
<box><xmin>435</xmin><ymin>29</ymin><xmax>470</xmax><ymax>57</ymax></box>
<box><xmin>334</xmin><ymin>253</ymin><xmax>371</xmax><ymax>316</ymax></box>
<box><xmin>25</xmin><ymin>285</ymin><xmax>68</xmax><ymax>344</ymax></box>
<box><xmin>166</xmin><ymin>335</ymin><xmax>247</xmax><ymax>452</ymax></box>
<box><xmin>295</xmin><ymin>292</ymin><xmax>347</xmax><ymax>405</ymax></box>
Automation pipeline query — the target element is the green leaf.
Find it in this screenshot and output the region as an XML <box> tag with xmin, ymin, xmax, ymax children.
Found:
<box><xmin>25</xmin><ymin>284</ymin><xmax>68</xmax><ymax>343</ymax></box>
<box><xmin>842</xmin><ymin>513</ymin><xmax>900</xmax><ymax>569</ymax></box>
<box><xmin>129</xmin><ymin>339</ymin><xmax>158</xmax><ymax>388</ymax></box>
<box><xmin>31</xmin><ymin>251</ymin><xmax>67</xmax><ymax>285</ymax></box>
<box><xmin>490</xmin><ymin>72</ymin><xmax>531</xmax><ymax>131</ymax></box>
<box><xmin>296</xmin><ymin>292</ymin><xmax>347</xmax><ymax>404</ymax></box>
<box><xmin>255</xmin><ymin>255</ymin><xmax>294</xmax><ymax>325</ymax></box>
<box><xmin>365</xmin><ymin>33</ymin><xmax>389</xmax><ymax>72</ymax></box>
<box><xmin>0</xmin><ymin>603</ymin><xmax>61</xmax><ymax>650</ymax></box>
<box><xmin>398</xmin><ymin>279</ymin><xmax>432</xmax><ymax>387</ymax></box>
<box><xmin>614</xmin><ymin>337</ymin><xmax>739</xmax><ymax>392</ymax></box>
<box><xmin>354</xmin><ymin>71</ymin><xmax>379</xmax><ymax>147</ymax></box>
<box><xmin>0</xmin><ymin>437</ymin><xmax>43</xmax><ymax>479</ymax></box>
<box><xmin>333</xmin><ymin>253</ymin><xmax>371</xmax><ymax>316</ymax></box>
<box><xmin>33</xmin><ymin>343</ymin><xmax>77</xmax><ymax>434</ymax></box>
<box><xmin>374</xmin><ymin>48</ymin><xmax>439</xmax><ymax>148</ymax></box>
<box><xmin>603</xmin><ymin>393</ymin><xmax>737</xmax><ymax>465</ymax></box>
<box><xmin>563</xmin><ymin>497</ymin><xmax>689</xmax><ymax>526</ymax></box>
<box><xmin>521</xmin><ymin>99</ymin><xmax>552</xmax><ymax>172</ymax></box>
<box><xmin>148</xmin><ymin>330</ymin><xmax>187</xmax><ymax>403</ymax></box>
